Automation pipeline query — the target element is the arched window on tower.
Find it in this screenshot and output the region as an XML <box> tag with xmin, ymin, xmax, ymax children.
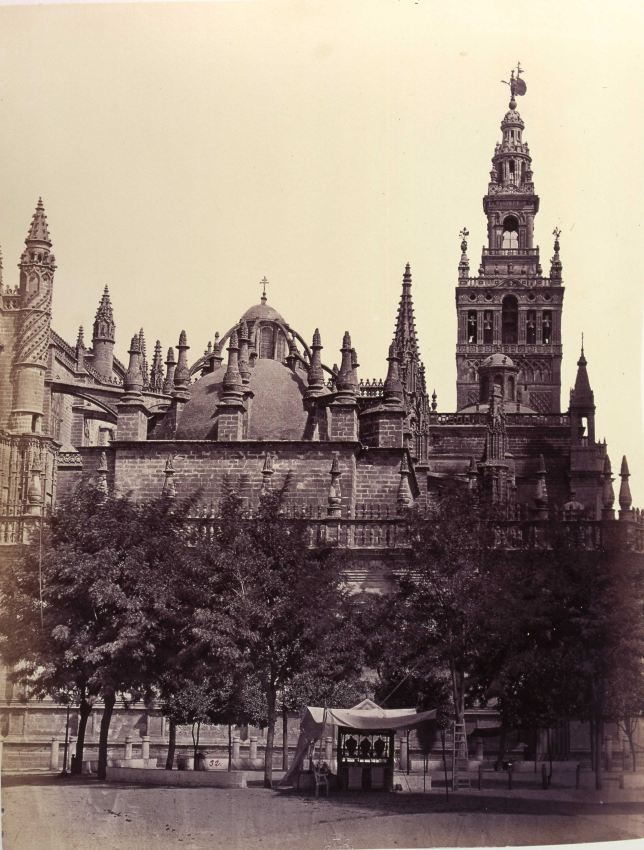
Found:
<box><xmin>483</xmin><ymin>311</ymin><xmax>493</xmax><ymax>344</ymax></box>
<box><xmin>542</xmin><ymin>311</ymin><xmax>552</xmax><ymax>344</ymax></box>
<box><xmin>259</xmin><ymin>325</ymin><xmax>275</xmax><ymax>359</ymax></box>
<box><xmin>502</xmin><ymin>295</ymin><xmax>519</xmax><ymax>344</ymax></box>
<box><xmin>501</xmin><ymin>216</ymin><xmax>519</xmax><ymax>250</ymax></box>
<box><xmin>508</xmin><ymin>160</ymin><xmax>516</xmax><ymax>185</ymax></box>
<box><xmin>526</xmin><ymin>310</ymin><xmax>537</xmax><ymax>344</ymax></box>
<box><xmin>467</xmin><ymin>311</ymin><xmax>478</xmax><ymax>343</ymax></box>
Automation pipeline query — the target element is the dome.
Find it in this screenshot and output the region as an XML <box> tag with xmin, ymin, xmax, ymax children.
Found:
<box><xmin>175</xmin><ymin>358</ymin><xmax>309</xmax><ymax>440</ymax></box>
<box><xmin>241</xmin><ymin>301</ymin><xmax>286</xmax><ymax>324</ymax></box>
<box><xmin>502</xmin><ymin>109</ymin><xmax>524</xmax><ymax>129</ymax></box>
<box><xmin>481</xmin><ymin>352</ymin><xmax>516</xmax><ymax>369</ymax></box>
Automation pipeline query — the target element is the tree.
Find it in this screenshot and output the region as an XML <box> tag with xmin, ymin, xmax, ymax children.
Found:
<box><xmin>492</xmin><ymin>523</ymin><xmax>644</xmax><ymax>789</ymax></box>
<box><xmin>195</xmin><ymin>483</ymin><xmax>354</xmax><ymax>787</ymax></box>
<box><xmin>0</xmin><ymin>481</ymin><xmax>196</xmax><ymax>779</ymax></box>
<box><xmin>388</xmin><ymin>484</ymin><xmax>507</xmax><ymax>725</ymax></box>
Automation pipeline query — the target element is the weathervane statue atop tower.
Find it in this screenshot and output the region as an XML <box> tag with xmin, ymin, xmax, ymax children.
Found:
<box><xmin>501</xmin><ymin>62</ymin><xmax>527</xmax><ymax>108</ymax></box>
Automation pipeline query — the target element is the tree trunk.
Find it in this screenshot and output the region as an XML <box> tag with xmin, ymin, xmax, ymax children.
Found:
<box><xmin>97</xmin><ymin>689</ymin><xmax>116</xmax><ymax>780</ymax></box>
<box><xmin>264</xmin><ymin>685</ymin><xmax>277</xmax><ymax>788</ymax></box>
<box><xmin>192</xmin><ymin>720</ymin><xmax>201</xmax><ymax>766</ymax></box>
<box><xmin>72</xmin><ymin>695</ymin><xmax>93</xmax><ymax>775</ymax></box>
<box><xmin>282</xmin><ymin>704</ymin><xmax>289</xmax><ymax>771</ymax></box>
<box><xmin>449</xmin><ymin>663</ymin><xmax>465</xmax><ymax>725</ymax></box>
<box><xmin>593</xmin><ymin>714</ymin><xmax>603</xmax><ymax>791</ymax></box>
<box><xmin>228</xmin><ymin>723</ymin><xmax>232</xmax><ymax>772</ymax></box>
<box><xmin>165</xmin><ymin>718</ymin><xmax>176</xmax><ymax>770</ymax></box>
<box><xmin>627</xmin><ymin>729</ymin><xmax>637</xmax><ymax>772</ymax></box>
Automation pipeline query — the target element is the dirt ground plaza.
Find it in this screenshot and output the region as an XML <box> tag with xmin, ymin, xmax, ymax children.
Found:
<box><xmin>3</xmin><ymin>772</ymin><xmax>644</xmax><ymax>850</ymax></box>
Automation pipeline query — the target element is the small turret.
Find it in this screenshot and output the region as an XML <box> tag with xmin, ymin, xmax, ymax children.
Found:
<box><xmin>305</xmin><ymin>328</ymin><xmax>325</xmax><ymax>398</ymax></box>
<box><xmin>458</xmin><ymin>228</ymin><xmax>470</xmax><ymax>281</ymax></box>
<box><xmin>335</xmin><ymin>332</ymin><xmax>356</xmax><ymax>402</ymax></box>
<box><xmin>222</xmin><ymin>330</ymin><xmax>243</xmax><ymax>403</ymax></box>
<box><xmin>75</xmin><ymin>326</ymin><xmax>86</xmax><ymax>370</ymax></box>
<box><xmin>382</xmin><ymin>343</ymin><xmax>404</xmax><ymax>407</ymax></box>
<box><xmin>10</xmin><ymin>199</ymin><xmax>56</xmax><ymax>433</ymax></box>
<box><xmin>550</xmin><ymin>228</ymin><xmax>563</xmax><ymax>282</ymax></box>
<box><xmin>149</xmin><ymin>340</ymin><xmax>165</xmax><ymax>393</ymax></box>
<box><xmin>619</xmin><ymin>455</ymin><xmax>633</xmax><ymax>520</ymax></box>
<box><xmin>139</xmin><ymin>329</ymin><xmax>150</xmax><ymax>390</ymax></box>
<box><xmin>117</xmin><ymin>334</ymin><xmax>150</xmax><ymax>440</ymax></box>
<box><xmin>123</xmin><ymin>334</ymin><xmax>144</xmax><ymax>400</ymax></box>
<box><xmin>173</xmin><ymin>331</ymin><xmax>190</xmax><ymax>402</ymax></box>
<box><xmin>238</xmin><ymin>321</ymin><xmax>251</xmax><ymax>384</ymax></box>
<box><xmin>602</xmin><ymin>454</ymin><xmax>615</xmax><ymax>520</ymax></box>
<box><xmin>92</xmin><ymin>286</ymin><xmax>116</xmax><ymax>379</ymax></box>
<box><xmin>569</xmin><ymin>339</ymin><xmax>595</xmax><ymax>444</ymax></box>
<box><xmin>163</xmin><ymin>347</ymin><xmax>176</xmax><ymax>394</ymax></box>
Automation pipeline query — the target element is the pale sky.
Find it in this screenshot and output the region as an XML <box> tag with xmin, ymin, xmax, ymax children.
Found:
<box><xmin>0</xmin><ymin>0</ymin><xmax>642</xmax><ymax>503</ymax></box>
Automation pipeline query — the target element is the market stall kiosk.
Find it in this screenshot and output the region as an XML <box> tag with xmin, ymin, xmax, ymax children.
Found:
<box><xmin>336</xmin><ymin>725</ymin><xmax>394</xmax><ymax>790</ymax></box>
<box><xmin>282</xmin><ymin>699</ymin><xmax>437</xmax><ymax>792</ymax></box>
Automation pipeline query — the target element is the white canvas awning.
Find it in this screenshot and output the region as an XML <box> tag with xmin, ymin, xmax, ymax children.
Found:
<box><xmin>281</xmin><ymin>699</ymin><xmax>437</xmax><ymax>786</ymax></box>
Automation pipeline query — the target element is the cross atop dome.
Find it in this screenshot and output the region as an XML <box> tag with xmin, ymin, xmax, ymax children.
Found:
<box><xmin>260</xmin><ymin>276</ymin><xmax>269</xmax><ymax>303</ymax></box>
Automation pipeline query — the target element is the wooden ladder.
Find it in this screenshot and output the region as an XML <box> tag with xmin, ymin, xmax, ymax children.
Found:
<box><xmin>451</xmin><ymin>720</ymin><xmax>471</xmax><ymax>790</ymax></box>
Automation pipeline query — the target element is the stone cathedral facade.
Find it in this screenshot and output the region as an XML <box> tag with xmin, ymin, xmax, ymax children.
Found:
<box><xmin>0</xmin><ymin>80</ymin><xmax>642</xmax><ymax>750</ymax></box>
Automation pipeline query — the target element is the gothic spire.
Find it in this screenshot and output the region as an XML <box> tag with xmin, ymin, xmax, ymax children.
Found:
<box><xmin>570</xmin><ymin>339</ymin><xmax>594</xmax><ymax>408</ymax></box>
<box><xmin>94</xmin><ymin>285</ymin><xmax>114</xmax><ymax>325</ymax></box>
<box><xmin>26</xmin><ymin>197</ymin><xmax>52</xmax><ymax>247</ymax></box>
<box><xmin>393</xmin><ymin>263</ymin><xmax>419</xmax><ymax>359</ymax></box>
<box><xmin>150</xmin><ymin>340</ymin><xmax>164</xmax><ymax>392</ymax></box>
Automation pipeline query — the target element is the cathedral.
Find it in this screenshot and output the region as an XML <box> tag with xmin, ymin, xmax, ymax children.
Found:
<box><xmin>0</xmin><ymin>76</ymin><xmax>642</xmax><ymax>752</ymax></box>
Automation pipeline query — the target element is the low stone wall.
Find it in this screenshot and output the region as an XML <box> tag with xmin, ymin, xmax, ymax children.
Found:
<box><xmin>106</xmin><ymin>766</ymin><xmax>248</xmax><ymax>788</ymax></box>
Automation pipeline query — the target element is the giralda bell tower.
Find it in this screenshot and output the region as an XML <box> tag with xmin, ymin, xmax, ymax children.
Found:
<box><xmin>455</xmin><ymin>64</ymin><xmax>564</xmax><ymax>414</ymax></box>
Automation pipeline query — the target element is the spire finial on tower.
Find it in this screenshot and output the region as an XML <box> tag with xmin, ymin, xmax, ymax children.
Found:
<box><xmin>501</xmin><ymin>61</ymin><xmax>526</xmax><ymax>108</ymax></box>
